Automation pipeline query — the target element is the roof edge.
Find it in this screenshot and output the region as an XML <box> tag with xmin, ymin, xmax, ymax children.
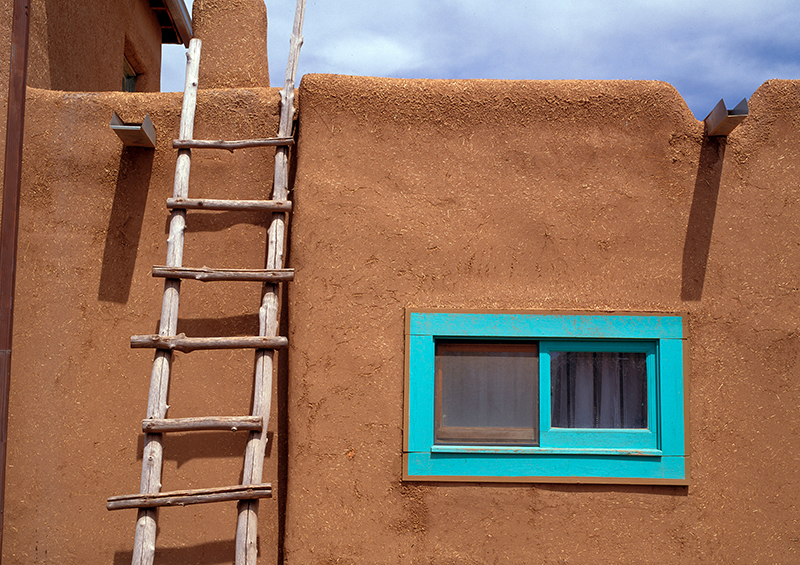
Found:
<box><xmin>164</xmin><ymin>0</ymin><xmax>193</xmax><ymax>47</ymax></box>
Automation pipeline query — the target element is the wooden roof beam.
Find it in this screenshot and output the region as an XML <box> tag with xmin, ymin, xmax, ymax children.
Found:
<box><xmin>150</xmin><ymin>0</ymin><xmax>193</xmax><ymax>47</ymax></box>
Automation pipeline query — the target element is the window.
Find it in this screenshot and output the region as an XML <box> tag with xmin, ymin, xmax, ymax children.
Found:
<box><xmin>123</xmin><ymin>57</ymin><xmax>138</xmax><ymax>92</ymax></box>
<box><xmin>404</xmin><ymin>310</ymin><xmax>688</xmax><ymax>484</ymax></box>
<box><xmin>436</xmin><ymin>342</ymin><xmax>539</xmax><ymax>445</ymax></box>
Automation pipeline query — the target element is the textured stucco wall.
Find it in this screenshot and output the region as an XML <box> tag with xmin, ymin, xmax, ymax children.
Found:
<box><xmin>286</xmin><ymin>75</ymin><xmax>800</xmax><ymax>564</ymax></box>
<box><xmin>193</xmin><ymin>0</ymin><xmax>270</xmax><ymax>89</ymax></box>
<box><xmin>24</xmin><ymin>0</ymin><xmax>163</xmax><ymax>92</ymax></box>
<box><xmin>2</xmin><ymin>86</ymin><xmax>286</xmax><ymax>564</ymax></box>
<box><xmin>0</xmin><ymin>62</ymin><xmax>798</xmax><ymax>562</ymax></box>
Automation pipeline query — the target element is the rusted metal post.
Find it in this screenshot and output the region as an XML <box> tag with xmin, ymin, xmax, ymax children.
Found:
<box><xmin>0</xmin><ymin>0</ymin><xmax>31</xmax><ymax>557</ymax></box>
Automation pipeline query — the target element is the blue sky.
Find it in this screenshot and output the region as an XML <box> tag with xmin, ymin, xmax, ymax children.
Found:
<box><xmin>162</xmin><ymin>0</ymin><xmax>800</xmax><ymax>119</ymax></box>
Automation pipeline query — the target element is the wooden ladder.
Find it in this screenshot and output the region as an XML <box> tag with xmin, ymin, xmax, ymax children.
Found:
<box><xmin>107</xmin><ymin>2</ymin><xmax>305</xmax><ymax>563</ymax></box>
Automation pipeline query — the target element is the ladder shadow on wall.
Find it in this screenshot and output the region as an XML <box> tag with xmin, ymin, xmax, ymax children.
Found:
<box><xmin>113</xmin><ymin>539</ymin><xmax>239</xmax><ymax>565</ymax></box>
<box><xmin>98</xmin><ymin>147</ymin><xmax>154</xmax><ymax>303</ymax></box>
<box><xmin>176</xmin><ymin>210</ymin><xmax>272</xmax><ymax>233</ymax></box>
<box><xmin>171</xmin><ymin>314</ymin><xmax>261</xmax><ymax>337</ymax></box>
<box><xmin>134</xmin><ymin>431</ymin><xmax>274</xmax><ymax>469</ymax></box>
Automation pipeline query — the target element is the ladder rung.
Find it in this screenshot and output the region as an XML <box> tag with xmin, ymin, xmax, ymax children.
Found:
<box><xmin>152</xmin><ymin>266</ymin><xmax>294</xmax><ymax>282</ymax></box>
<box><xmin>173</xmin><ymin>137</ymin><xmax>294</xmax><ymax>150</ymax></box>
<box><xmin>130</xmin><ymin>334</ymin><xmax>288</xmax><ymax>352</ymax></box>
<box><xmin>142</xmin><ymin>416</ymin><xmax>263</xmax><ymax>433</ymax></box>
<box><xmin>167</xmin><ymin>197</ymin><xmax>292</xmax><ymax>212</ymax></box>
<box><xmin>107</xmin><ymin>483</ymin><xmax>272</xmax><ymax>510</ymax></box>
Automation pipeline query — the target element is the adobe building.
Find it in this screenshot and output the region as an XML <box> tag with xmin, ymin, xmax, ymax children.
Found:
<box><xmin>22</xmin><ymin>0</ymin><xmax>191</xmax><ymax>92</ymax></box>
<box><xmin>0</xmin><ymin>1</ymin><xmax>798</xmax><ymax>563</ymax></box>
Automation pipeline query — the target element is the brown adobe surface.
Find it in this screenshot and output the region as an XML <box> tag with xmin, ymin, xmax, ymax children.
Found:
<box><xmin>0</xmin><ymin>57</ymin><xmax>796</xmax><ymax>563</ymax></box>
<box><xmin>25</xmin><ymin>0</ymin><xmax>163</xmax><ymax>92</ymax></box>
<box><xmin>1</xmin><ymin>86</ymin><xmax>287</xmax><ymax>564</ymax></box>
<box><xmin>285</xmin><ymin>75</ymin><xmax>800</xmax><ymax>564</ymax></box>
<box><xmin>193</xmin><ymin>0</ymin><xmax>270</xmax><ymax>88</ymax></box>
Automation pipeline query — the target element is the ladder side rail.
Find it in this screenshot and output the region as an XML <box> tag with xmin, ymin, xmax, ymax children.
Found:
<box><xmin>132</xmin><ymin>37</ymin><xmax>202</xmax><ymax>565</ymax></box>
<box><xmin>236</xmin><ymin>1</ymin><xmax>306</xmax><ymax>563</ymax></box>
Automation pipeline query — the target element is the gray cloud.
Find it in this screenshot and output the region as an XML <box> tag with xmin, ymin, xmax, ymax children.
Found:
<box><xmin>163</xmin><ymin>0</ymin><xmax>800</xmax><ymax>118</ymax></box>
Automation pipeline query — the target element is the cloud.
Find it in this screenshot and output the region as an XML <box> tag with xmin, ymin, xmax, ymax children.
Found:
<box><xmin>163</xmin><ymin>0</ymin><xmax>800</xmax><ymax>117</ymax></box>
<box><xmin>315</xmin><ymin>34</ymin><xmax>425</xmax><ymax>77</ymax></box>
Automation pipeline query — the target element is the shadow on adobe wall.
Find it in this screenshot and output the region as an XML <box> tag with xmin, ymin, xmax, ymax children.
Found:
<box><xmin>98</xmin><ymin>146</ymin><xmax>154</xmax><ymax>303</ymax></box>
<box><xmin>113</xmin><ymin>538</ymin><xmax>245</xmax><ymax>565</ymax></box>
<box><xmin>681</xmin><ymin>136</ymin><xmax>726</xmax><ymax>301</ymax></box>
<box><xmin>174</xmin><ymin>314</ymin><xmax>261</xmax><ymax>337</ymax></box>
<box><xmin>408</xmin><ymin>481</ymin><xmax>688</xmax><ymax>496</ymax></box>
<box><xmin>181</xmin><ymin>210</ymin><xmax>271</xmax><ymax>233</ymax></box>
<box><xmin>135</xmin><ymin>431</ymin><xmax>272</xmax><ymax>469</ymax></box>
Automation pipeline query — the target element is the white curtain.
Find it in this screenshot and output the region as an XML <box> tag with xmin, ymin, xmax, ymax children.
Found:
<box><xmin>550</xmin><ymin>351</ymin><xmax>647</xmax><ymax>429</ymax></box>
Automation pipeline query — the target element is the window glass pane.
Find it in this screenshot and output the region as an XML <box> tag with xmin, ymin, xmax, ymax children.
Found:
<box><xmin>123</xmin><ymin>58</ymin><xmax>137</xmax><ymax>93</ymax></box>
<box><xmin>550</xmin><ymin>351</ymin><xmax>647</xmax><ymax>429</ymax></box>
<box><xmin>435</xmin><ymin>343</ymin><xmax>538</xmax><ymax>445</ymax></box>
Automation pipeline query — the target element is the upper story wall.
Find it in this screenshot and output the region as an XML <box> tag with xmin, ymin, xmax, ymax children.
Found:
<box><xmin>26</xmin><ymin>0</ymin><xmax>164</xmax><ymax>92</ymax></box>
<box><xmin>0</xmin><ymin>0</ymin><xmax>189</xmax><ymax>94</ymax></box>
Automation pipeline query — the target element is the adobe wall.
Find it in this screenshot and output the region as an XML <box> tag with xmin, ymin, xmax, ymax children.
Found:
<box><xmin>25</xmin><ymin>0</ymin><xmax>163</xmax><ymax>92</ymax></box>
<box><xmin>0</xmin><ymin>49</ymin><xmax>797</xmax><ymax>563</ymax></box>
<box><xmin>1</xmin><ymin>86</ymin><xmax>287</xmax><ymax>564</ymax></box>
<box><xmin>286</xmin><ymin>76</ymin><xmax>800</xmax><ymax>563</ymax></box>
<box><xmin>193</xmin><ymin>0</ymin><xmax>270</xmax><ymax>88</ymax></box>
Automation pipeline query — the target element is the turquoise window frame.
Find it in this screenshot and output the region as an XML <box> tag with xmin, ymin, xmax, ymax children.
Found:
<box><xmin>404</xmin><ymin>310</ymin><xmax>689</xmax><ymax>485</ymax></box>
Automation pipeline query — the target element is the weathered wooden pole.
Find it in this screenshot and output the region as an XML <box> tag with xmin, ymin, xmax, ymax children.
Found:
<box><xmin>0</xmin><ymin>0</ymin><xmax>31</xmax><ymax>558</ymax></box>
